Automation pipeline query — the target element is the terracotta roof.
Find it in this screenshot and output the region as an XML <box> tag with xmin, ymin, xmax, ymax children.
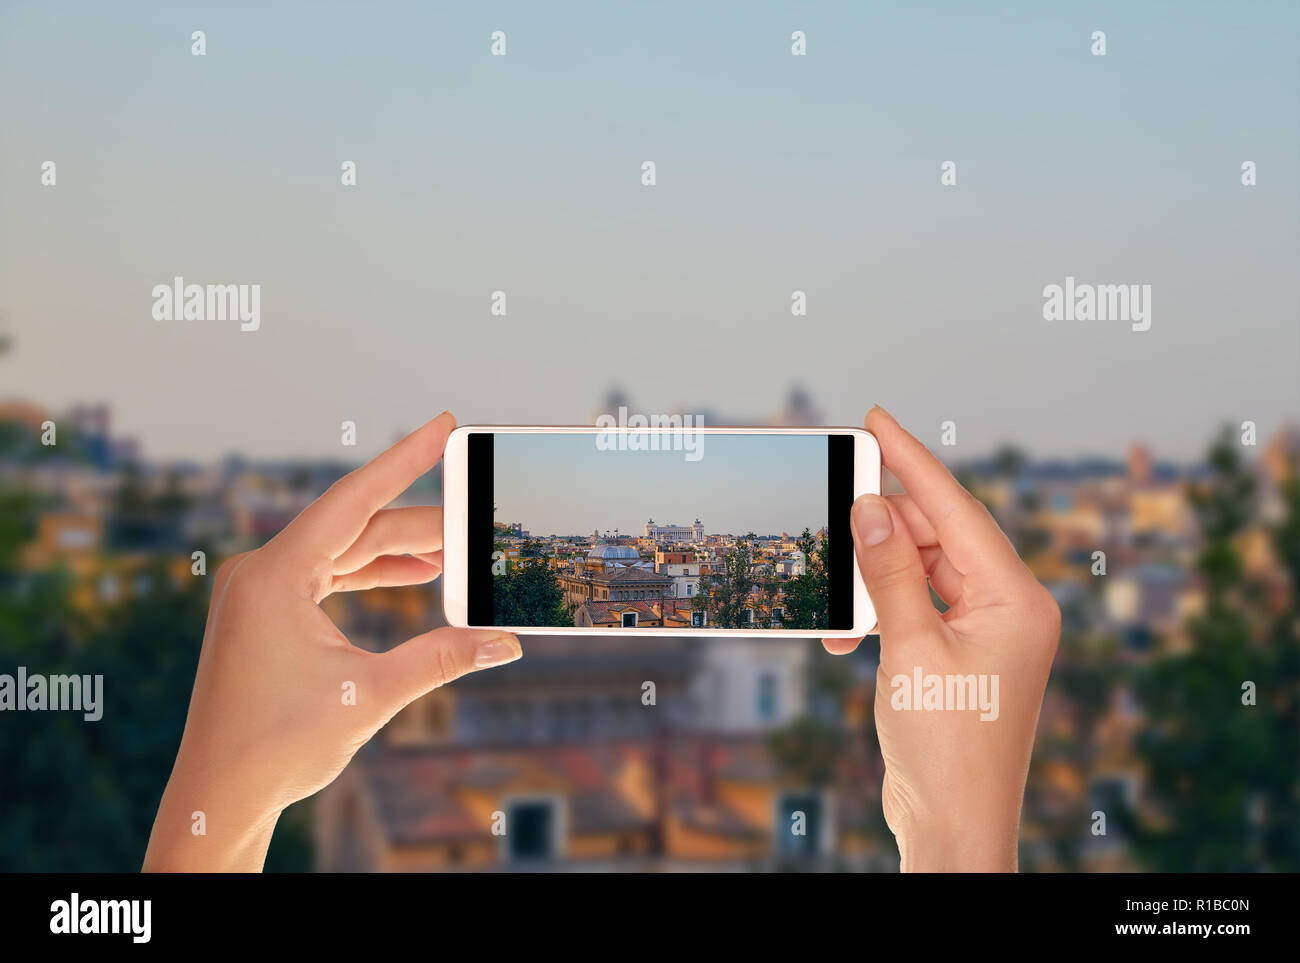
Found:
<box><xmin>570</xmin><ymin>790</ymin><xmax>648</xmax><ymax>832</ymax></box>
<box><xmin>450</xmin><ymin>647</ymin><xmax>696</xmax><ymax>689</ymax></box>
<box><xmin>354</xmin><ymin>736</ymin><xmax>779</xmax><ymax>847</ymax></box>
<box><xmin>661</xmin><ymin>602</ymin><xmax>702</xmax><ymax>625</ymax></box>
<box><xmin>366</xmin><ymin>752</ymin><xmax>488</xmax><ymax>843</ymax></box>
<box><xmin>580</xmin><ymin>600</ymin><xmax>661</xmax><ymax>623</ymax></box>
<box><xmin>603</xmin><ymin>567</ymin><xmax>671</xmax><ymax>584</ymax></box>
<box><xmin>672</xmin><ymin>800</ymin><xmax>763</xmax><ymax>838</ymax></box>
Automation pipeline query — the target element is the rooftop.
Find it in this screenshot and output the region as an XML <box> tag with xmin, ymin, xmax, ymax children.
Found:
<box><xmin>586</xmin><ymin>544</ymin><xmax>642</xmax><ymax>562</ymax></box>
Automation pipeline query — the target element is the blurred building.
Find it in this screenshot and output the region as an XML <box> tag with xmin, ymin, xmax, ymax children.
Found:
<box><xmin>4</xmin><ymin>394</ymin><xmax>1295</xmax><ymax>873</ymax></box>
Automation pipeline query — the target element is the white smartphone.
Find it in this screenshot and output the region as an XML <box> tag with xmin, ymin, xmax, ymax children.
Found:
<box><xmin>442</xmin><ymin>425</ymin><xmax>879</xmax><ymax>637</ymax></box>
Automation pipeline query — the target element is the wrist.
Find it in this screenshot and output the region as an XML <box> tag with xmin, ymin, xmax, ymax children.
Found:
<box><xmin>895</xmin><ymin>808</ymin><xmax>1020</xmax><ymax>872</ymax></box>
<box><xmin>143</xmin><ymin>766</ymin><xmax>283</xmax><ymax>872</ymax></box>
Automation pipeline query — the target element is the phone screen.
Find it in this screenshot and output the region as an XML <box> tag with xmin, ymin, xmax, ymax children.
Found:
<box><xmin>465</xmin><ymin>430</ymin><xmax>856</xmax><ymax>632</ymax></box>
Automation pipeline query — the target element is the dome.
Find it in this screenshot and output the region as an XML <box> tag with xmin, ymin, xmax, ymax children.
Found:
<box><xmin>587</xmin><ymin>545</ymin><xmax>641</xmax><ymax>563</ymax></box>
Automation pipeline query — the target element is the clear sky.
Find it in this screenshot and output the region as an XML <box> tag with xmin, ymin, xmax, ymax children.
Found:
<box><xmin>493</xmin><ymin>432</ymin><xmax>826</xmax><ymax>536</ymax></box>
<box><xmin>1</xmin><ymin>1</ymin><xmax>1296</xmax><ymax>464</ymax></box>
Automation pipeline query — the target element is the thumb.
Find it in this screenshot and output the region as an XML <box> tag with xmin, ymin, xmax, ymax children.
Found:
<box><xmin>371</xmin><ymin>627</ymin><xmax>522</xmax><ymax>713</ymax></box>
<box><xmin>851</xmin><ymin>494</ymin><xmax>938</xmax><ymax>639</ymax></box>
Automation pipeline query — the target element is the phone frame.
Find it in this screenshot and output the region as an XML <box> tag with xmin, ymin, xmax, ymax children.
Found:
<box><xmin>442</xmin><ymin>425</ymin><xmax>879</xmax><ymax>637</ymax></box>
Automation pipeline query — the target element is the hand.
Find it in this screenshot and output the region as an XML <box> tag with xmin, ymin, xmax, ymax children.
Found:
<box><xmin>824</xmin><ymin>406</ymin><xmax>1060</xmax><ymax>872</ymax></box>
<box><xmin>143</xmin><ymin>411</ymin><xmax>522</xmax><ymax>872</ymax></box>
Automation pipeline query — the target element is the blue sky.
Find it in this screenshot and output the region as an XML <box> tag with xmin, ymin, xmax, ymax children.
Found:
<box><xmin>493</xmin><ymin>431</ymin><xmax>826</xmax><ymax>536</ymax></box>
<box><xmin>0</xmin><ymin>1</ymin><xmax>1295</xmax><ymax>462</ymax></box>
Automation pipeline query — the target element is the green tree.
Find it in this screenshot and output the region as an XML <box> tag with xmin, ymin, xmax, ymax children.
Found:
<box><xmin>494</xmin><ymin>562</ymin><xmax>572</xmax><ymax>627</ymax></box>
<box><xmin>781</xmin><ymin>528</ymin><xmax>829</xmax><ymax>632</ymax></box>
<box><xmin>755</xmin><ymin>573</ymin><xmax>781</xmax><ymax>628</ymax></box>
<box><xmin>693</xmin><ymin>534</ymin><xmax>758</xmax><ymax>628</ymax></box>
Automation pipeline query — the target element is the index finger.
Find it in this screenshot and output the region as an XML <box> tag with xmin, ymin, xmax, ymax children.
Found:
<box><xmin>864</xmin><ymin>406</ymin><xmax>1020</xmax><ymax>574</ymax></box>
<box><xmin>273</xmin><ymin>411</ymin><xmax>456</xmax><ymax>566</ymax></box>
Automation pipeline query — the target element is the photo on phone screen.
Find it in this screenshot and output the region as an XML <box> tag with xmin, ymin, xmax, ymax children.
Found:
<box><xmin>463</xmin><ymin>430</ymin><xmax>858</xmax><ymax>632</ymax></box>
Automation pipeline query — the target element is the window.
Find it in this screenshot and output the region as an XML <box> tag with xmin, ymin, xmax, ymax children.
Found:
<box><xmin>772</xmin><ymin>607</ymin><xmax>783</xmax><ymax>623</ymax></box>
<box><xmin>1089</xmin><ymin>775</ymin><xmax>1136</xmax><ymax>813</ymax></box>
<box><xmin>744</xmin><ymin>608</ymin><xmax>754</xmax><ymax>624</ymax></box>
<box><xmin>485</xmin><ymin>701</ymin><xmax>507</xmax><ymax>739</ymax></box>
<box><xmin>757</xmin><ymin>671</ymin><xmax>779</xmax><ymax>722</ymax></box>
<box><xmin>57</xmin><ymin>527</ymin><xmax>94</xmax><ymax>549</ymax></box>
<box><xmin>505</xmin><ymin>801</ymin><xmax>558</xmax><ymax>863</ymax></box>
<box><xmin>606</xmin><ymin>697</ymin><xmax>629</xmax><ymax>734</ymax></box>
<box><xmin>98</xmin><ymin>574</ymin><xmax>120</xmax><ymax>602</ymax></box>
<box><xmin>686</xmin><ymin>583</ymin><xmax>693</xmax><ymax>596</ymax></box>
<box><xmin>546</xmin><ymin>702</ymin><xmax>567</xmax><ymax>740</ymax></box>
<box><xmin>573</xmin><ymin>699</ymin><xmax>592</xmax><ymax>736</ymax></box>
<box><xmin>777</xmin><ymin>792</ymin><xmax>824</xmax><ymax>859</ymax></box>
<box><xmin>506</xmin><ymin>702</ymin><xmax>530</xmax><ymax>741</ymax></box>
<box><xmin>621</xmin><ymin>612</ymin><xmax>637</xmax><ymax>628</ymax></box>
<box><xmin>427</xmin><ymin>698</ymin><xmax>449</xmax><ymax>738</ymax></box>
<box><xmin>691</xmin><ymin>610</ymin><xmax>705</xmax><ymax>628</ymax></box>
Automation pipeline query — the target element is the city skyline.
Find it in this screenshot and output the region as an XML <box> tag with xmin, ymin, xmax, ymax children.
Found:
<box><xmin>498</xmin><ymin>522</ymin><xmax>817</xmax><ymax>541</ymax></box>
<box><xmin>493</xmin><ymin>432</ymin><xmax>827</xmax><ymax>536</ymax></box>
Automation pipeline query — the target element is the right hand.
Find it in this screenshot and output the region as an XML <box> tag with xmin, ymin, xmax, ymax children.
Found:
<box><xmin>824</xmin><ymin>406</ymin><xmax>1060</xmax><ymax>871</ymax></box>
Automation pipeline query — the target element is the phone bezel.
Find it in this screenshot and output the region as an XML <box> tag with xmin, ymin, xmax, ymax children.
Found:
<box><xmin>442</xmin><ymin>425</ymin><xmax>879</xmax><ymax>637</ymax></box>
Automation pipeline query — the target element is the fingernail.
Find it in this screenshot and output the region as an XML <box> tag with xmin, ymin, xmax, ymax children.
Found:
<box><xmin>853</xmin><ymin>496</ymin><xmax>893</xmax><ymax>546</ymax></box>
<box><xmin>475</xmin><ymin>635</ymin><xmax>521</xmax><ymax>668</ymax></box>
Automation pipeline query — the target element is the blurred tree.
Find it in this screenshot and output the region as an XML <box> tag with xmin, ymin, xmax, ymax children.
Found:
<box><xmin>992</xmin><ymin>443</ymin><xmax>1027</xmax><ymax>479</ymax></box>
<box><xmin>768</xmin><ymin>715</ymin><xmax>844</xmax><ymax>787</ymax></box>
<box><xmin>982</xmin><ymin>448</ymin><xmax>1050</xmax><ymax>564</ymax></box>
<box><xmin>1021</xmin><ymin>632</ymin><xmax>1122</xmax><ymax>872</ymax></box>
<box><xmin>1261</xmin><ymin>468</ymin><xmax>1300</xmax><ymax>867</ymax></box>
<box><xmin>107</xmin><ymin>463</ymin><xmax>171</xmax><ymax>550</ymax></box>
<box><xmin>1124</xmin><ymin>428</ymin><xmax>1298</xmax><ymax>871</ymax></box>
<box><xmin>0</xmin><ymin>488</ymin><xmax>38</xmax><ymax>572</ymax></box>
<box><xmin>0</xmin><ymin>480</ymin><xmax>313</xmax><ymax>870</ymax></box>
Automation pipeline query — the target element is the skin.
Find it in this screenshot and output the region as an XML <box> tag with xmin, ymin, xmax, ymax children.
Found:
<box><xmin>145</xmin><ymin>405</ymin><xmax>1057</xmax><ymax>872</ymax></box>
<box><xmin>822</xmin><ymin>406</ymin><xmax>1060</xmax><ymax>872</ymax></box>
<box><xmin>143</xmin><ymin>411</ymin><xmax>521</xmax><ymax>872</ymax></box>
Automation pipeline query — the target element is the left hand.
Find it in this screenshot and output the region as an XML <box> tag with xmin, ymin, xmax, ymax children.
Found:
<box><xmin>143</xmin><ymin>411</ymin><xmax>521</xmax><ymax>871</ymax></box>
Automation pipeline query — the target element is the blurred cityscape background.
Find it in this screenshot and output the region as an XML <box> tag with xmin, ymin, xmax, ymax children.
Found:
<box><xmin>1</xmin><ymin>0</ymin><xmax>1296</xmax><ymax>873</ymax></box>
<box><xmin>1</xmin><ymin>385</ymin><xmax>1295</xmax><ymax>872</ymax></box>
